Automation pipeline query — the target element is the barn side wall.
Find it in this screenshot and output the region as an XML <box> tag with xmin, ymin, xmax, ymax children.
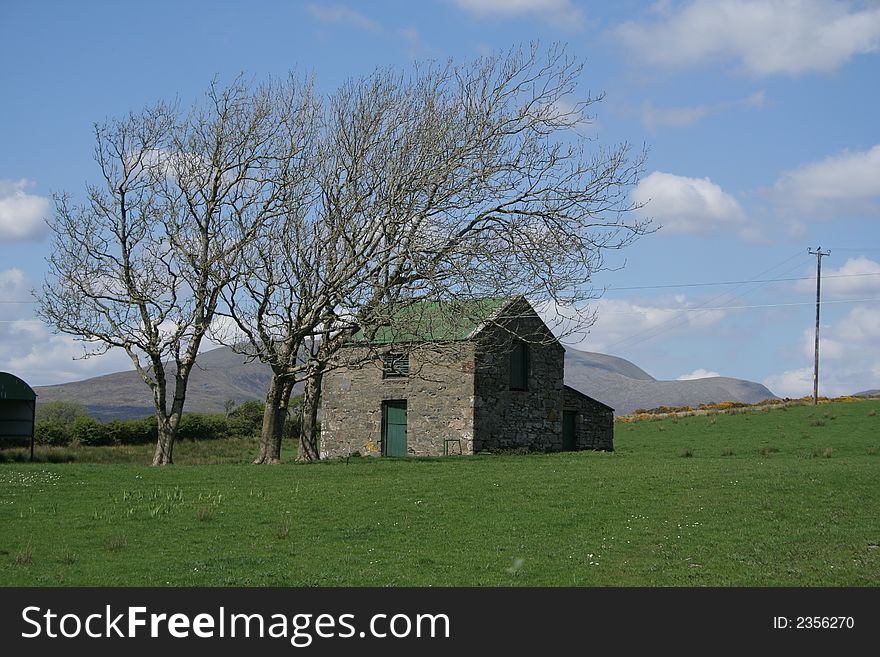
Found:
<box><xmin>320</xmin><ymin>343</ymin><xmax>476</xmax><ymax>458</ymax></box>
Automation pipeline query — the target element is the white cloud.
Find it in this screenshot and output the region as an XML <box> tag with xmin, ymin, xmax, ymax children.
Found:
<box><xmin>763</xmin><ymin>367</ymin><xmax>814</xmax><ymax>398</ymax></box>
<box><xmin>794</xmin><ymin>257</ymin><xmax>880</xmax><ymax>299</ymax></box>
<box><xmin>0</xmin><ymin>267</ymin><xmax>28</xmax><ymax>300</ymax></box>
<box><xmin>3</xmin><ymin>322</ymin><xmax>134</xmax><ymax>387</ymax></box>
<box><xmin>772</xmin><ymin>144</ymin><xmax>880</xmax><ymax>218</ymax></box>
<box><xmin>0</xmin><ymin>179</ymin><xmax>49</xmax><ymax>241</ymax></box>
<box><xmin>452</xmin><ymin>0</ymin><xmax>584</xmax><ymax>30</ymax></box>
<box><xmin>677</xmin><ymin>368</ymin><xmax>721</xmax><ymax>380</ymax></box>
<box><xmin>0</xmin><ymin>268</ymin><xmax>127</xmax><ymax>386</ymax></box>
<box><xmin>204</xmin><ymin>314</ymin><xmax>246</xmax><ymax>351</ymax></box>
<box><xmin>400</xmin><ymin>25</ymin><xmax>420</xmax><ymax>45</ymax></box>
<box><xmin>397</xmin><ymin>25</ymin><xmax>437</xmax><ymax>58</ymax></box>
<box><xmin>615</xmin><ymin>0</ymin><xmax>880</xmax><ymax>76</ymax></box>
<box><xmin>0</xmin><ymin>266</ymin><xmax>239</xmax><ymax>386</ymax></box>
<box><xmin>641</xmin><ymin>91</ymin><xmax>765</xmax><ymax>131</ymax></box>
<box><xmin>1</xmin><ymin>315</ymin><xmax>237</xmax><ymax>388</ymax></box>
<box><xmin>813</xmin><ymin>306</ymin><xmax>880</xmax><ymax>354</ymax></box>
<box><xmin>633</xmin><ymin>171</ymin><xmax>759</xmax><ymax>240</ymax></box>
<box><xmin>562</xmin><ymin>295</ymin><xmax>727</xmax><ymax>353</ymax></box>
<box><xmin>305</xmin><ymin>3</ymin><xmax>380</xmax><ymax>31</ymax></box>
<box><xmin>765</xmin><ymin>303</ymin><xmax>880</xmax><ymax>397</ymax></box>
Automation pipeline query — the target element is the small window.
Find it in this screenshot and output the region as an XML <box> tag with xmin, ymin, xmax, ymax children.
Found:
<box><xmin>509</xmin><ymin>341</ymin><xmax>528</xmax><ymax>390</ymax></box>
<box><xmin>383</xmin><ymin>352</ymin><xmax>409</xmax><ymax>379</ymax></box>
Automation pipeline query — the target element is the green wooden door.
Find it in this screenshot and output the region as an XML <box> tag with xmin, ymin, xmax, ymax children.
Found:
<box><xmin>562</xmin><ymin>411</ymin><xmax>577</xmax><ymax>450</ymax></box>
<box><xmin>382</xmin><ymin>400</ymin><xmax>408</xmax><ymax>457</ymax></box>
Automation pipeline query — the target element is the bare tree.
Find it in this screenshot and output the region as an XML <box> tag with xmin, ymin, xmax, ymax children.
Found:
<box><xmin>297</xmin><ymin>44</ymin><xmax>650</xmax><ymax>458</ymax></box>
<box><xmin>37</xmin><ymin>76</ymin><xmax>316</xmax><ymax>464</ymax></box>
<box><xmin>215</xmin><ymin>44</ymin><xmax>650</xmax><ymax>463</ymax></box>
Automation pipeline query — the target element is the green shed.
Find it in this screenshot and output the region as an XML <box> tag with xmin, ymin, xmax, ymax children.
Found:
<box><xmin>0</xmin><ymin>372</ymin><xmax>37</xmax><ymax>460</ymax></box>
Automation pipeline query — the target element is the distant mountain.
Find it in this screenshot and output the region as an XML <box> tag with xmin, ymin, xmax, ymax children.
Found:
<box><xmin>34</xmin><ymin>348</ymin><xmax>286</xmax><ymax>420</ymax></box>
<box><xmin>562</xmin><ymin>347</ymin><xmax>777</xmax><ymax>415</ymax></box>
<box><xmin>855</xmin><ymin>390</ymin><xmax>880</xmax><ymax>398</ymax></box>
<box><xmin>34</xmin><ymin>345</ymin><xmax>778</xmax><ymax>420</ymax></box>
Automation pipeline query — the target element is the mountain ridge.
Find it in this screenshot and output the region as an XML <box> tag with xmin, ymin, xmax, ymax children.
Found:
<box><xmin>32</xmin><ymin>345</ymin><xmax>777</xmax><ymax>419</ymax></box>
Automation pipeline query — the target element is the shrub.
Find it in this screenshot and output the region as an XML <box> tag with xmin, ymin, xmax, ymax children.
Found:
<box><xmin>114</xmin><ymin>416</ymin><xmax>158</xmax><ymax>445</ymax></box>
<box><xmin>178</xmin><ymin>413</ymin><xmax>228</xmax><ymax>441</ymax></box>
<box><xmin>721</xmin><ymin>447</ymin><xmax>735</xmax><ymax>456</ymax></box>
<box><xmin>228</xmin><ymin>400</ymin><xmax>265</xmax><ymax>437</ymax></box>
<box><xmin>71</xmin><ymin>416</ymin><xmax>110</xmax><ymax>446</ymax></box>
<box><xmin>35</xmin><ymin>419</ymin><xmax>70</xmax><ymax>446</ymax></box>
<box><xmin>35</xmin><ymin>400</ymin><xmax>88</xmax><ymax>424</ymax></box>
<box><xmin>707</xmin><ymin>401</ymin><xmax>748</xmax><ymax>411</ymax></box>
<box><xmin>101</xmin><ymin>420</ymin><xmax>128</xmax><ymax>446</ymax></box>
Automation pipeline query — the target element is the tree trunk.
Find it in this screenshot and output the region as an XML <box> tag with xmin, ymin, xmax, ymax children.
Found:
<box><xmin>298</xmin><ymin>368</ymin><xmax>322</xmax><ymax>462</ymax></box>
<box><xmin>150</xmin><ymin>366</ymin><xmax>180</xmax><ymax>466</ymax></box>
<box><xmin>152</xmin><ymin>415</ymin><xmax>177</xmax><ymax>465</ymax></box>
<box><xmin>255</xmin><ymin>372</ymin><xmax>286</xmax><ymax>464</ymax></box>
<box><xmin>152</xmin><ymin>371</ymin><xmax>190</xmax><ymax>466</ymax></box>
<box><xmin>270</xmin><ymin>378</ymin><xmax>295</xmax><ymax>460</ymax></box>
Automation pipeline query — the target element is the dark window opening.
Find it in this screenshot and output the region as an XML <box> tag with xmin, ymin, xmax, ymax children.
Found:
<box><xmin>383</xmin><ymin>352</ymin><xmax>409</xmax><ymax>379</ymax></box>
<box><xmin>509</xmin><ymin>341</ymin><xmax>528</xmax><ymax>390</ymax></box>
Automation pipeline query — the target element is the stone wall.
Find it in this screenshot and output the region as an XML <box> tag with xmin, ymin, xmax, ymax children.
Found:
<box><xmin>320</xmin><ymin>343</ymin><xmax>476</xmax><ymax>458</ymax></box>
<box><xmin>563</xmin><ymin>385</ymin><xmax>614</xmax><ymax>450</ymax></box>
<box><xmin>472</xmin><ymin>298</ymin><xmax>566</xmax><ymax>452</ymax></box>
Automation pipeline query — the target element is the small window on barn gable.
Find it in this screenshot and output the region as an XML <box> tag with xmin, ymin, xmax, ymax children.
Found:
<box><xmin>382</xmin><ymin>352</ymin><xmax>409</xmax><ymax>379</ymax></box>
<box><xmin>509</xmin><ymin>341</ymin><xmax>528</xmax><ymax>390</ymax></box>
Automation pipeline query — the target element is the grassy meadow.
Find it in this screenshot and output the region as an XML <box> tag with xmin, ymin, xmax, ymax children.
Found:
<box><xmin>1</xmin><ymin>399</ymin><xmax>878</xmax><ymax>586</ymax></box>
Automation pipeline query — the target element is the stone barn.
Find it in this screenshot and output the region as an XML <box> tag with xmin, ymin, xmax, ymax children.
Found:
<box><xmin>320</xmin><ymin>297</ymin><xmax>613</xmax><ymax>458</ymax></box>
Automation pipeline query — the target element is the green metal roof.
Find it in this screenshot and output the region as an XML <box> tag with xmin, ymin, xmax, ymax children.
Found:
<box><xmin>0</xmin><ymin>372</ymin><xmax>37</xmax><ymax>401</ymax></box>
<box><xmin>353</xmin><ymin>297</ymin><xmax>514</xmax><ymax>344</ymax></box>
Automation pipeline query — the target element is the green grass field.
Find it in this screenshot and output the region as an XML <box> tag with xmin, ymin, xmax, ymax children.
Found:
<box><xmin>1</xmin><ymin>399</ymin><xmax>878</xmax><ymax>586</ymax></box>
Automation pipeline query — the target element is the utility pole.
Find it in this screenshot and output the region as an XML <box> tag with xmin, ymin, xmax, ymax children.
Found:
<box><xmin>808</xmin><ymin>247</ymin><xmax>830</xmax><ymax>405</ymax></box>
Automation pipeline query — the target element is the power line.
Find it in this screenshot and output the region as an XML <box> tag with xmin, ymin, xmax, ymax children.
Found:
<box><xmin>597</xmin><ymin>297</ymin><xmax>880</xmax><ymax>315</ymax></box>
<box><xmin>4</xmin><ymin>261</ymin><xmax>878</xmax><ymax>302</ymax></box>
<box><xmin>600</xmin><ymin>251</ymin><xmax>811</xmax><ymax>352</ymax></box>
<box><xmin>604</xmin><ymin>271</ymin><xmax>880</xmax><ymax>292</ymax></box>
<box><xmin>5</xmin><ymin>297</ymin><xmax>878</xmax><ymax>324</ymax></box>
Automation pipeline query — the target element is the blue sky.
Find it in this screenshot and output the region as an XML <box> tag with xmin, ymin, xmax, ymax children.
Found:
<box><xmin>1</xmin><ymin>0</ymin><xmax>879</xmax><ymax>396</ymax></box>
